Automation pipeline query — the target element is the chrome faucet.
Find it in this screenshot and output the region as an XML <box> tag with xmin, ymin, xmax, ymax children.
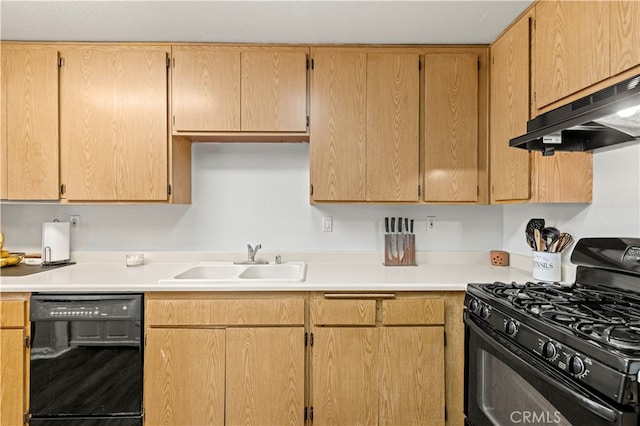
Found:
<box><xmin>247</xmin><ymin>244</ymin><xmax>261</xmax><ymax>262</ymax></box>
<box><xmin>234</xmin><ymin>243</ymin><xmax>268</xmax><ymax>264</ymax></box>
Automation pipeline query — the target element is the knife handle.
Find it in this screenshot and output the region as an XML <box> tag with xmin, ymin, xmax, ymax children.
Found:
<box><xmin>410</xmin><ymin>219</ymin><xmax>414</xmax><ymax>234</ymax></box>
<box><xmin>398</xmin><ymin>217</ymin><xmax>403</xmax><ymax>233</ymax></box>
<box><xmin>385</xmin><ymin>217</ymin><xmax>389</xmax><ymax>234</ymax></box>
<box><xmin>391</xmin><ymin>217</ymin><xmax>396</xmax><ymax>233</ymax></box>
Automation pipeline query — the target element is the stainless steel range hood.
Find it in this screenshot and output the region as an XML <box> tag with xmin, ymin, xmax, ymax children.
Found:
<box><xmin>510</xmin><ymin>74</ymin><xmax>640</xmax><ymax>156</ymax></box>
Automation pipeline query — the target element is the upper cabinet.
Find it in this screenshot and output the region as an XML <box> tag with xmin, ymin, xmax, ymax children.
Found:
<box><xmin>423</xmin><ymin>53</ymin><xmax>479</xmax><ymax>202</ymax></box>
<box><xmin>171</xmin><ymin>45</ymin><xmax>308</xmax><ymax>138</ymax></box>
<box><xmin>534</xmin><ymin>0</ymin><xmax>640</xmax><ymax>111</ymax></box>
<box><xmin>310</xmin><ymin>48</ymin><xmax>420</xmax><ymax>202</ymax></box>
<box><xmin>611</xmin><ymin>1</ymin><xmax>640</xmax><ymax>76</ymax></box>
<box><xmin>59</xmin><ymin>45</ymin><xmax>170</xmax><ymax>201</ymax></box>
<box><xmin>489</xmin><ymin>13</ymin><xmax>531</xmax><ymax>203</ymax></box>
<box><xmin>534</xmin><ymin>0</ymin><xmax>610</xmax><ymax>109</ymax></box>
<box><xmin>1</xmin><ymin>45</ymin><xmax>59</xmax><ymax>200</ymax></box>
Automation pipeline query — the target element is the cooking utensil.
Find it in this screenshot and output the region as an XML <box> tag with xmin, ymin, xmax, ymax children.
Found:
<box><xmin>533</xmin><ymin>228</ymin><xmax>544</xmax><ymax>252</ymax></box>
<box><xmin>552</xmin><ymin>233</ymin><xmax>574</xmax><ymax>253</ymax></box>
<box><xmin>541</xmin><ymin>227</ymin><xmax>560</xmax><ymax>252</ymax></box>
<box><xmin>526</xmin><ymin>219</ymin><xmax>545</xmax><ymax>249</ymax></box>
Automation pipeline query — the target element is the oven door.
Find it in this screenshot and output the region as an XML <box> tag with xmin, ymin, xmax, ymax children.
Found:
<box><xmin>464</xmin><ymin>312</ymin><xmax>639</xmax><ymax>426</ymax></box>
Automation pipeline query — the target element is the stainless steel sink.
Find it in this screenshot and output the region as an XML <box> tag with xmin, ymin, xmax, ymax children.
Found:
<box><xmin>161</xmin><ymin>262</ymin><xmax>306</xmax><ymax>283</ymax></box>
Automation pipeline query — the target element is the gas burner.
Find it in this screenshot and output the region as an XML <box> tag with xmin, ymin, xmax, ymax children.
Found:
<box><xmin>577</xmin><ymin>323</ymin><xmax>640</xmax><ymax>351</ymax></box>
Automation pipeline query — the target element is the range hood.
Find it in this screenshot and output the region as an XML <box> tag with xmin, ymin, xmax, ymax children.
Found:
<box><xmin>510</xmin><ymin>74</ymin><xmax>640</xmax><ymax>156</ymax></box>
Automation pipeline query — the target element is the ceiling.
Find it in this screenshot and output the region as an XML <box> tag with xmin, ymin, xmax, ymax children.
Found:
<box><xmin>0</xmin><ymin>0</ymin><xmax>533</xmax><ymax>45</ymax></box>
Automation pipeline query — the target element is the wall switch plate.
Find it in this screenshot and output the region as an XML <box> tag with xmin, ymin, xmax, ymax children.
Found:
<box><xmin>70</xmin><ymin>215</ymin><xmax>80</xmax><ymax>231</ymax></box>
<box><xmin>427</xmin><ymin>216</ymin><xmax>436</xmax><ymax>231</ymax></box>
<box><xmin>322</xmin><ymin>216</ymin><xmax>333</xmax><ymax>232</ymax></box>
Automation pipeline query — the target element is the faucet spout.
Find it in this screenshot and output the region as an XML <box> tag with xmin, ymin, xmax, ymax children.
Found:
<box><xmin>247</xmin><ymin>244</ymin><xmax>262</xmax><ymax>262</ymax></box>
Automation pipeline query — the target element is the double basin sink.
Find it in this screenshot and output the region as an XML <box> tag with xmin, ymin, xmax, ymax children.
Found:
<box><xmin>161</xmin><ymin>262</ymin><xmax>307</xmax><ymax>283</ymax></box>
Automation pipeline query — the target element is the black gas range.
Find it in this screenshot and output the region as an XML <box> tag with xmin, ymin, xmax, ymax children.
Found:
<box><xmin>465</xmin><ymin>238</ymin><xmax>640</xmax><ymax>426</ymax></box>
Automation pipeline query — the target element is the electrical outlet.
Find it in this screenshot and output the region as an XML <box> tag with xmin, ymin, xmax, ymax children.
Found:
<box><xmin>322</xmin><ymin>216</ymin><xmax>333</xmax><ymax>232</ymax></box>
<box><xmin>70</xmin><ymin>215</ymin><xmax>80</xmax><ymax>231</ymax></box>
<box><xmin>427</xmin><ymin>216</ymin><xmax>436</xmax><ymax>231</ymax></box>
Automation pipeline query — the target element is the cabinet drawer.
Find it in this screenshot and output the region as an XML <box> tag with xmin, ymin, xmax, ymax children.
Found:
<box><xmin>0</xmin><ymin>300</ymin><xmax>25</xmax><ymax>328</ymax></box>
<box><xmin>311</xmin><ymin>299</ymin><xmax>376</xmax><ymax>326</ymax></box>
<box><xmin>146</xmin><ymin>298</ymin><xmax>304</xmax><ymax>326</ymax></box>
<box><xmin>382</xmin><ymin>298</ymin><xmax>444</xmax><ymax>325</ymax></box>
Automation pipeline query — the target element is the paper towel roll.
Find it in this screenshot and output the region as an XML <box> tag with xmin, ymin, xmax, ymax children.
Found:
<box><xmin>42</xmin><ymin>222</ymin><xmax>70</xmax><ymax>264</ymax></box>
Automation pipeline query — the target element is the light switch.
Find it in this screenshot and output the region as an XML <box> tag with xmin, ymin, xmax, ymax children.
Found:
<box><xmin>322</xmin><ymin>216</ymin><xmax>333</xmax><ymax>232</ymax></box>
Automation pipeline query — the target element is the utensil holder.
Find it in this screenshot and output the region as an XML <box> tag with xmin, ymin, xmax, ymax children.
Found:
<box><xmin>384</xmin><ymin>234</ymin><xmax>416</xmax><ymax>266</ymax></box>
<box><xmin>532</xmin><ymin>251</ymin><xmax>561</xmax><ymax>282</ymax></box>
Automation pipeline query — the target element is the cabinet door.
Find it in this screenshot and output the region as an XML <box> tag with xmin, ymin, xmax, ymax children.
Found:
<box><xmin>424</xmin><ymin>54</ymin><xmax>478</xmax><ymax>202</ymax></box>
<box><xmin>611</xmin><ymin>0</ymin><xmax>640</xmax><ymax>75</ymax></box>
<box><xmin>60</xmin><ymin>46</ymin><xmax>168</xmax><ymax>201</ymax></box>
<box><xmin>172</xmin><ymin>46</ymin><xmax>240</xmax><ymax>131</ymax></box>
<box><xmin>241</xmin><ymin>49</ymin><xmax>308</xmax><ymax>132</ymax></box>
<box><xmin>0</xmin><ymin>329</ymin><xmax>25</xmax><ymax>426</ymax></box>
<box><xmin>489</xmin><ymin>15</ymin><xmax>531</xmax><ymax>203</ymax></box>
<box><xmin>535</xmin><ymin>1</ymin><xmax>610</xmax><ymax>109</ymax></box>
<box><xmin>1</xmin><ymin>45</ymin><xmax>59</xmax><ymax>200</ymax></box>
<box><xmin>144</xmin><ymin>328</ymin><xmax>225</xmax><ymax>425</ymax></box>
<box><xmin>312</xmin><ymin>327</ymin><xmax>378</xmax><ymax>425</ymax></box>
<box><xmin>226</xmin><ymin>327</ymin><xmax>304</xmax><ymax>425</ymax></box>
<box><xmin>532</xmin><ymin>151</ymin><xmax>592</xmax><ymax>203</ymax></box>
<box><xmin>310</xmin><ymin>49</ymin><xmax>367</xmax><ymax>201</ymax></box>
<box><xmin>380</xmin><ymin>327</ymin><xmax>445</xmax><ymax>426</ymax></box>
<box><xmin>366</xmin><ymin>53</ymin><xmax>420</xmax><ymax>202</ymax></box>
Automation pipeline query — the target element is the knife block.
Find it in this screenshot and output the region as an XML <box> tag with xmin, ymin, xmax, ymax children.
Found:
<box><xmin>384</xmin><ymin>234</ymin><xmax>416</xmax><ymax>266</ymax></box>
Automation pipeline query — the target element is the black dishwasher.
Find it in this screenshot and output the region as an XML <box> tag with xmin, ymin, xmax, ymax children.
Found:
<box><xmin>29</xmin><ymin>293</ymin><xmax>143</xmax><ymax>425</ymax></box>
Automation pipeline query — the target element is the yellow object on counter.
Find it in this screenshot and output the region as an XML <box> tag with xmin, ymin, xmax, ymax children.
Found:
<box><xmin>1</xmin><ymin>253</ymin><xmax>23</xmax><ymax>267</ymax></box>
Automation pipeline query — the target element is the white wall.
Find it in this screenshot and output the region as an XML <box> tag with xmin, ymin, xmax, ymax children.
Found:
<box><xmin>1</xmin><ymin>143</ymin><xmax>505</xmax><ymax>253</ymax></box>
<box><xmin>503</xmin><ymin>143</ymin><xmax>640</xmax><ymax>260</ymax></box>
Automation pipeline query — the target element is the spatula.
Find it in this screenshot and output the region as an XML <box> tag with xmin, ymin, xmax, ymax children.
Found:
<box><xmin>525</xmin><ymin>219</ymin><xmax>545</xmax><ymax>249</ymax></box>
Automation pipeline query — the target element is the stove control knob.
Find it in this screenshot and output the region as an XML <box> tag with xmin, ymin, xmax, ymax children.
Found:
<box><xmin>568</xmin><ymin>356</ymin><xmax>585</xmax><ymax>375</ymax></box>
<box><xmin>541</xmin><ymin>341</ymin><xmax>557</xmax><ymax>359</ymax></box>
<box><xmin>469</xmin><ymin>299</ymin><xmax>479</xmax><ymax>313</ymax></box>
<box><xmin>479</xmin><ymin>305</ymin><xmax>491</xmax><ymax>319</ymax></box>
<box><xmin>504</xmin><ymin>320</ymin><xmax>518</xmax><ymax>337</ymax></box>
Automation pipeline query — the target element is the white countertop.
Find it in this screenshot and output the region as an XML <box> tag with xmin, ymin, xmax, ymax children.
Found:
<box><xmin>0</xmin><ymin>251</ymin><xmax>557</xmax><ymax>293</ymax></box>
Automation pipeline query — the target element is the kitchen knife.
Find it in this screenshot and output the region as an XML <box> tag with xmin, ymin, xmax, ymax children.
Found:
<box><xmin>391</xmin><ymin>217</ymin><xmax>395</xmax><ymax>233</ymax></box>
<box><xmin>385</xmin><ymin>217</ymin><xmax>389</xmax><ymax>234</ymax></box>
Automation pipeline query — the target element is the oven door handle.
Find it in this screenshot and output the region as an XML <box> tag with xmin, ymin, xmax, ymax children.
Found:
<box><xmin>466</xmin><ymin>315</ymin><xmax>618</xmax><ymax>423</ymax></box>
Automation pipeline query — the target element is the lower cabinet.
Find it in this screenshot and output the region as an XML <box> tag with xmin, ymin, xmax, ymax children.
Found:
<box><xmin>0</xmin><ymin>293</ymin><xmax>29</xmax><ymax>426</ymax></box>
<box><xmin>144</xmin><ymin>294</ymin><xmax>306</xmax><ymax>425</ymax></box>
<box><xmin>144</xmin><ymin>291</ymin><xmax>464</xmax><ymax>426</ymax></box>
<box><xmin>310</xmin><ymin>295</ymin><xmax>446</xmax><ymax>426</ymax></box>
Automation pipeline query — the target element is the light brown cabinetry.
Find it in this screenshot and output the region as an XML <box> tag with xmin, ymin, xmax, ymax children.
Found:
<box><xmin>489</xmin><ymin>15</ymin><xmax>531</xmax><ymax>203</ymax></box>
<box><xmin>310</xmin><ymin>48</ymin><xmax>420</xmax><ymax>202</ymax></box>
<box><xmin>423</xmin><ymin>54</ymin><xmax>479</xmax><ymax>202</ymax></box>
<box><xmin>0</xmin><ymin>293</ymin><xmax>29</xmax><ymax>426</ymax></box>
<box><xmin>310</xmin><ymin>295</ymin><xmax>446</xmax><ymax>426</ymax></box>
<box><xmin>1</xmin><ymin>45</ymin><xmax>59</xmax><ymax>200</ymax></box>
<box><xmin>172</xmin><ymin>45</ymin><xmax>308</xmax><ymax>136</ymax></box>
<box><xmin>611</xmin><ymin>1</ymin><xmax>640</xmax><ymax>75</ymax></box>
<box><xmin>489</xmin><ymin>9</ymin><xmax>593</xmax><ymax>204</ymax></box>
<box><xmin>144</xmin><ymin>294</ymin><xmax>305</xmax><ymax>426</ymax></box>
<box><xmin>534</xmin><ymin>0</ymin><xmax>610</xmax><ymax>109</ymax></box>
<box><xmin>59</xmin><ymin>46</ymin><xmax>169</xmax><ymax>201</ymax></box>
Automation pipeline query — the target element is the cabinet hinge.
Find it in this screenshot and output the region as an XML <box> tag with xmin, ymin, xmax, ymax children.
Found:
<box><xmin>310</xmin><ymin>333</ymin><xmax>314</xmax><ymax>346</ymax></box>
<box><xmin>58</xmin><ymin>57</ymin><xmax>65</xmax><ymax>68</ymax></box>
<box><xmin>310</xmin><ymin>184</ymin><xmax>314</xmax><ymax>196</ymax></box>
<box><xmin>444</xmin><ymin>331</ymin><xmax>447</xmax><ymax>346</ymax></box>
<box><xmin>24</xmin><ymin>335</ymin><xmax>30</xmax><ymax>349</ymax></box>
<box><xmin>304</xmin><ymin>406</ymin><xmax>308</xmax><ymax>421</ymax></box>
<box><xmin>492</xmin><ymin>56</ymin><xmax>494</xmax><ymax>65</ymax></box>
<box><xmin>306</xmin><ymin>56</ymin><xmax>310</xmax><ymax>70</ymax></box>
<box><xmin>533</xmin><ymin>19</ymin><xmax>536</xmax><ymax>30</ymax></box>
<box><xmin>60</xmin><ymin>184</ymin><xmax>66</xmax><ymax>195</ymax></box>
<box><xmin>167</xmin><ymin>184</ymin><xmax>172</xmax><ymax>195</ymax></box>
<box><xmin>311</xmin><ymin>406</ymin><xmax>314</xmax><ymax>421</ymax></box>
<box><xmin>311</xmin><ymin>58</ymin><xmax>315</xmax><ymax>70</ymax></box>
<box><xmin>445</xmin><ymin>406</ymin><xmax>448</xmax><ymax>421</ymax></box>
<box><xmin>304</xmin><ymin>332</ymin><xmax>308</xmax><ymax>346</ymax></box>
<box><xmin>418</xmin><ymin>59</ymin><xmax>422</xmax><ymax>71</ymax></box>
<box><xmin>418</xmin><ymin>185</ymin><xmax>421</xmax><ymax>197</ymax></box>
<box><xmin>478</xmin><ymin>60</ymin><xmax>480</xmax><ymax>70</ymax></box>
<box><xmin>166</xmin><ymin>56</ymin><xmax>171</xmax><ymax>69</ymax></box>
<box><xmin>306</xmin><ymin>115</ymin><xmax>310</xmax><ymax>128</ymax></box>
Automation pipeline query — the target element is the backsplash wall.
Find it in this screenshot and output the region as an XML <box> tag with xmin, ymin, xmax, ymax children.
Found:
<box><xmin>1</xmin><ymin>143</ymin><xmax>505</xmax><ymax>253</ymax></box>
